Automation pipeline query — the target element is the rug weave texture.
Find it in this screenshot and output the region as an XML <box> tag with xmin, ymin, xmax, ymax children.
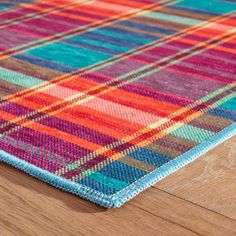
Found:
<box><xmin>0</xmin><ymin>0</ymin><xmax>236</xmax><ymax>207</ymax></box>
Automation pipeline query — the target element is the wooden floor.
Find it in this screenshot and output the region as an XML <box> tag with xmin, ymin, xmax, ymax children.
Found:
<box><xmin>0</xmin><ymin>136</ymin><xmax>236</xmax><ymax>236</ymax></box>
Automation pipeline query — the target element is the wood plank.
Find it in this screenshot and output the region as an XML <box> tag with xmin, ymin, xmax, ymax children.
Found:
<box><xmin>0</xmin><ymin>163</ymin><xmax>196</xmax><ymax>236</ymax></box>
<box><xmin>155</xmin><ymin>136</ymin><xmax>236</xmax><ymax>220</ymax></box>
<box><xmin>1</xmin><ymin>136</ymin><xmax>235</xmax><ymax>235</ymax></box>
<box><xmin>131</xmin><ymin>187</ymin><xmax>236</xmax><ymax>236</ymax></box>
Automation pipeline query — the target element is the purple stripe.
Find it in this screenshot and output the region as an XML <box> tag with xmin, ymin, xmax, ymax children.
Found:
<box><xmin>0</xmin><ymin>8</ymin><xmax>37</xmax><ymax>22</ymax></box>
<box><xmin>184</xmin><ymin>54</ymin><xmax>236</xmax><ymax>74</ymax></box>
<box><xmin>135</xmin><ymin>68</ymin><xmax>224</xmax><ymax>100</ymax></box>
<box><xmin>8</xmin><ymin>127</ymin><xmax>90</xmax><ymax>161</ymax></box>
<box><xmin>9</xmin><ymin>16</ymin><xmax>88</xmax><ymax>37</ymax></box>
<box><xmin>0</xmin><ymin>138</ymin><xmax>61</xmax><ymax>172</ymax></box>
<box><xmin>169</xmin><ymin>64</ymin><xmax>233</xmax><ymax>84</ymax></box>
<box><xmin>40</xmin><ymin>115</ymin><xmax>118</xmax><ymax>146</ymax></box>
<box><xmin>0</xmin><ymin>101</ymin><xmax>117</xmax><ymax>146</ymax></box>
<box><xmin>204</xmin><ymin>48</ymin><xmax>236</xmax><ymax>61</ymax></box>
<box><xmin>82</xmin><ymin>72</ymin><xmax>192</xmax><ymax>107</ymax></box>
<box><xmin>0</xmin><ymin>28</ymin><xmax>39</xmax><ymax>49</ymax></box>
<box><xmin>0</xmin><ymin>101</ymin><xmax>34</xmax><ymax>116</ymax></box>
<box><xmin>188</xmin><ymin>119</ymin><xmax>232</xmax><ymax>132</ymax></box>
<box><xmin>96</xmin><ymin>58</ymin><xmax>144</xmax><ymax>78</ymax></box>
<box><xmin>121</xmin><ymin>83</ymin><xmax>192</xmax><ymax>106</ymax></box>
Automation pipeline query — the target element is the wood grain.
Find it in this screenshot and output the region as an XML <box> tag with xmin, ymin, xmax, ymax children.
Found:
<box><xmin>131</xmin><ymin>188</ymin><xmax>236</xmax><ymax>236</ymax></box>
<box><xmin>0</xmin><ymin>164</ymin><xmax>197</xmax><ymax>236</ymax></box>
<box><xmin>0</xmin><ymin>136</ymin><xmax>236</xmax><ymax>235</ymax></box>
<box><xmin>155</xmin><ymin>136</ymin><xmax>236</xmax><ymax>220</ymax></box>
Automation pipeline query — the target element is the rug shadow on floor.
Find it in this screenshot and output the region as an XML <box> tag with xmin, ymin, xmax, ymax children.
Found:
<box><xmin>0</xmin><ymin>163</ymin><xmax>107</xmax><ymax>214</ymax></box>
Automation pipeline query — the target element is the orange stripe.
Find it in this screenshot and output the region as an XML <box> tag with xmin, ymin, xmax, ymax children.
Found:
<box><xmin>55</xmin><ymin>105</ymin><xmax>144</xmax><ymax>138</ymax></box>
<box><xmin>0</xmin><ymin>109</ymin><xmax>101</xmax><ymax>151</ymax></box>
<box><xmin>213</xmin><ymin>44</ymin><xmax>236</xmax><ymax>54</ymax></box>
<box><xmin>100</xmin><ymin>86</ymin><xmax>181</xmax><ymax>115</ymax></box>
<box><xmin>14</xmin><ymin>92</ymin><xmax>60</xmax><ymax>111</ymax></box>
<box><xmin>61</xmin><ymin>76</ymin><xmax>101</xmax><ymax>92</ymax></box>
<box><xmin>3</xmin><ymin>97</ymin><xmax>143</xmax><ymax>140</ymax></box>
<box><xmin>31</xmin><ymin>122</ymin><xmax>101</xmax><ymax>151</ymax></box>
<box><xmin>195</xmin><ymin>28</ymin><xmax>223</xmax><ymax>38</ymax></box>
<box><xmin>219</xmin><ymin>17</ymin><xmax>236</xmax><ymax>27</ymax></box>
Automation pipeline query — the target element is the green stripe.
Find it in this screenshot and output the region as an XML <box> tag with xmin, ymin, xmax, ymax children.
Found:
<box><xmin>0</xmin><ymin>67</ymin><xmax>44</xmax><ymax>88</ymax></box>
<box><xmin>171</xmin><ymin>124</ymin><xmax>215</xmax><ymax>143</ymax></box>
<box><xmin>90</xmin><ymin>172</ymin><xmax>128</xmax><ymax>190</ymax></box>
<box><xmin>145</xmin><ymin>11</ymin><xmax>202</xmax><ymax>25</ymax></box>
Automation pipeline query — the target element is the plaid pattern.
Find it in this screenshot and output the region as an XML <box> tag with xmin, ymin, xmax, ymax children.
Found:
<box><xmin>0</xmin><ymin>0</ymin><xmax>236</xmax><ymax>207</ymax></box>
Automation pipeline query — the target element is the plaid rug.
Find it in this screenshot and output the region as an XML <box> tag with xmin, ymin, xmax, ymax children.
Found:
<box><xmin>0</xmin><ymin>0</ymin><xmax>235</xmax><ymax>207</ymax></box>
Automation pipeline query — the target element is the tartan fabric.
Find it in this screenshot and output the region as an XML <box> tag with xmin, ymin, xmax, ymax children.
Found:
<box><xmin>0</xmin><ymin>0</ymin><xmax>236</xmax><ymax>207</ymax></box>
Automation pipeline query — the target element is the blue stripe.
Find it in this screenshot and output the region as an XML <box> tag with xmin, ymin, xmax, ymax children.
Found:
<box><xmin>94</xmin><ymin>26</ymin><xmax>159</xmax><ymax>42</ymax></box>
<box><xmin>64</xmin><ymin>40</ymin><xmax>120</xmax><ymax>55</ymax></box>
<box><xmin>0</xmin><ymin>3</ymin><xmax>13</xmax><ymax>9</ymax></box>
<box><xmin>80</xmin><ymin>31</ymin><xmax>145</xmax><ymax>48</ymax></box>
<box><xmin>14</xmin><ymin>54</ymin><xmax>76</xmax><ymax>73</ymax></box>
<box><xmin>66</xmin><ymin>36</ymin><xmax>129</xmax><ymax>53</ymax></box>
<box><xmin>208</xmin><ymin>107</ymin><xmax>236</xmax><ymax>121</ymax></box>
<box><xmin>129</xmin><ymin>147</ymin><xmax>172</xmax><ymax>166</ymax></box>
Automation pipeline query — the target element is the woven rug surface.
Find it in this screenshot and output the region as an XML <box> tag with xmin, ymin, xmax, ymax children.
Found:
<box><xmin>0</xmin><ymin>0</ymin><xmax>236</xmax><ymax>207</ymax></box>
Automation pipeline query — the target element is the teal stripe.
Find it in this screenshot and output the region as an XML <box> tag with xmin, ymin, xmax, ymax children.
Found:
<box><xmin>27</xmin><ymin>42</ymin><xmax>111</xmax><ymax>68</ymax></box>
<box><xmin>71</xmin><ymin>35</ymin><xmax>129</xmax><ymax>52</ymax></box>
<box><xmin>220</xmin><ymin>96</ymin><xmax>236</xmax><ymax>111</ymax></box>
<box><xmin>90</xmin><ymin>172</ymin><xmax>128</xmax><ymax>190</ymax></box>
<box><xmin>0</xmin><ymin>67</ymin><xmax>43</xmax><ymax>88</ymax></box>
<box><xmin>145</xmin><ymin>11</ymin><xmax>202</xmax><ymax>25</ymax></box>
<box><xmin>174</xmin><ymin>0</ymin><xmax>236</xmax><ymax>14</ymax></box>
<box><xmin>171</xmin><ymin>124</ymin><xmax>215</xmax><ymax>143</ymax></box>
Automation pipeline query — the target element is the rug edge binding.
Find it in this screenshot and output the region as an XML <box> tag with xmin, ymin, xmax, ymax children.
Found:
<box><xmin>1</xmin><ymin>123</ymin><xmax>235</xmax><ymax>208</ymax></box>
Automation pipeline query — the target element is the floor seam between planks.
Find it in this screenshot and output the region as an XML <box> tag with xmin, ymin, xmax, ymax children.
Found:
<box><xmin>152</xmin><ymin>186</ymin><xmax>236</xmax><ymax>222</ymax></box>
<box><xmin>131</xmin><ymin>203</ymin><xmax>202</xmax><ymax>236</ymax></box>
